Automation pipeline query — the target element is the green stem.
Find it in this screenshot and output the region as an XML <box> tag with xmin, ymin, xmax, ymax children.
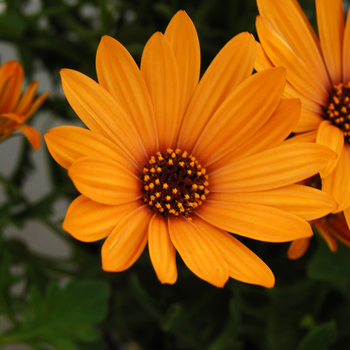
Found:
<box><xmin>0</xmin><ymin>290</ymin><xmax>19</xmax><ymax>328</ymax></box>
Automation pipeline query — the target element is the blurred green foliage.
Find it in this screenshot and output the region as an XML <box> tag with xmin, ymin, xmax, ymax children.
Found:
<box><xmin>1</xmin><ymin>0</ymin><xmax>350</xmax><ymax>349</ymax></box>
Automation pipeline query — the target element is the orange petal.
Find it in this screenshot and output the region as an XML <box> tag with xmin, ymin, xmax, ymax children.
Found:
<box><xmin>15</xmin><ymin>124</ymin><xmax>41</xmax><ymax>150</ymax></box>
<box><xmin>284</xmin><ymin>80</ymin><xmax>324</xmax><ymax>114</ymax></box>
<box><xmin>148</xmin><ymin>214</ymin><xmax>177</xmax><ymax>284</ymax></box>
<box><xmin>192</xmin><ymin>67</ymin><xmax>286</xmax><ymax>167</ymax></box>
<box><xmin>164</xmin><ymin>10</ymin><xmax>200</xmax><ymax>117</ymax></box>
<box><xmin>256</xmin><ymin>0</ymin><xmax>328</xmax><ymax>87</ymax></box>
<box><xmin>192</xmin><ymin>216</ymin><xmax>275</xmax><ymax>288</ymax></box>
<box><xmin>168</xmin><ymin>215</ymin><xmax>229</xmax><ymax>287</ymax></box>
<box><xmin>209</xmin><ymin>98</ymin><xmax>300</xmax><ymax>170</ymax></box>
<box><xmin>68</xmin><ymin>156</ymin><xmax>142</xmax><ymax>205</ymax></box>
<box><xmin>282</xmin><ymin>130</ymin><xmax>318</xmax><ymax>145</ymax></box>
<box><xmin>344</xmin><ymin>206</ymin><xmax>350</xmax><ymax>229</ymax></box>
<box><xmin>210</xmin><ymin>143</ymin><xmax>336</xmax><ymax>193</ymax></box>
<box><xmin>256</xmin><ymin>16</ymin><xmax>329</xmax><ymax>106</ymax></box>
<box><xmin>294</xmin><ymin>107</ymin><xmax>323</xmax><ymax>133</ymax></box>
<box><xmin>102</xmin><ymin>205</ymin><xmax>152</xmax><ymax>272</ymax></box>
<box><xmin>257</xmin><ymin>38</ymin><xmax>320</xmax><ymax>115</ymax></box>
<box><xmin>0</xmin><ymin>61</ymin><xmax>23</xmax><ymax>113</ymax></box>
<box><xmin>209</xmin><ymin>184</ymin><xmax>337</xmax><ymax>221</ymax></box>
<box><xmin>195</xmin><ymin>200</ymin><xmax>313</xmax><ymax>242</ymax></box>
<box><xmin>63</xmin><ymin>195</ymin><xmax>140</xmax><ymax>242</ymax></box>
<box><xmin>140</xmin><ymin>32</ymin><xmax>180</xmax><ymax>152</ymax></box>
<box><xmin>178</xmin><ymin>32</ymin><xmax>256</xmax><ymax>152</ymax></box>
<box><xmin>316</xmin><ymin>120</ymin><xmax>344</xmax><ymax>178</ymax></box>
<box><xmin>324</xmin><ymin>213</ymin><xmax>350</xmax><ymax>247</ymax></box>
<box><xmin>287</xmin><ymin>238</ymin><xmax>311</xmax><ymax>259</ymax></box>
<box><xmin>60</xmin><ymin>69</ymin><xmax>148</xmax><ymax>165</ymax></box>
<box><xmin>14</xmin><ymin>81</ymin><xmax>38</xmax><ymax>116</ymax></box>
<box><xmin>96</xmin><ymin>35</ymin><xmax>158</xmax><ymax>156</ymax></box>
<box><xmin>316</xmin><ymin>0</ymin><xmax>344</xmax><ymax>85</ymax></box>
<box><xmin>322</xmin><ymin>144</ymin><xmax>350</xmax><ymax>212</ymax></box>
<box><xmin>24</xmin><ymin>92</ymin><xmax>49</xmax><ymax>120</ymax></box>
<box><xmin>343</xmin><ymin>6</ymin><xmax>350</xmax><ymax>82</ymax></box>
<box><xmin>254</xmin><ymin>41</ymin><xmax>274</xmax><ymax>71</ymax></box>
<box><xmin>0</xmin><ymin>113</ymin><xmax>25</xmax><ymax>123</ymax></box>
<box><xmin>44</xmin><ymin>126</ymin><xmax>138</xmax><ymax>174</ymax></box>
<box><xmin>313</xmin><ymin>219</ymin><xmax>338</xmax><ymax>252</ymax></box>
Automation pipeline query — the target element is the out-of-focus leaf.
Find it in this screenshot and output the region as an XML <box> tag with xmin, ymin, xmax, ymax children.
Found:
<box><xmin>308</xmin><ymin>236</ymin><xmax>350</xmax><ymax>284</ymax></box>
<box><xmin>129</xmin><ymin>273</ymin><xmax>161</xmax><ymax>320</ymax></box>
<box><xmin>207</xmin><ymin>299</ymin><xmax>241</xmax><ymax>350</ymax></box>
<box><xmin>268</xmin><ymin>280</ymin><xmax>317</xmax><ymax>310</ymax></box>
<box><xmin>266</xmin><ymin>305</ymin><xmax>300</xmax><ymax>350</ymax></box>
<box><xmin>0</xmin><ymin>12</ymin><xmax>26</xmax><ymax>39</ymax></box>
<box><xmin>0</xmin><ymin>280</ymin><xmax>110</xmax><ymax>348</ymax></box>
<box><xmin>298</xmin><ymin>320</ymin><xmax>338</xmax><ymax>350</ymax></box>
<box><xmin>161</xmin><ymin>303</ymin><xmax>189</xmax><ymax>332</ymax></box>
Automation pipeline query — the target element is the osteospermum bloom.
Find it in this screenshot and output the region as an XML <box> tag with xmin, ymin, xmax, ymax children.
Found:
<box><xmin>288</xmin><ymin>212</ymin><xmax>350</xmax><ymax>259</ymax></box>
<box><xmin>0</xmin><ymin>60</ymin><xmax>49</xmax><ymax>149</ymax></box>
<box><xmin>255</xmin><ymin>0</ymin><xmax>350</xmax><ymax>256</ymax></box>
<box><xmin>45</xmin><ymin>11</ymin><xmax>336</xmax><ymax>288</ymax></box>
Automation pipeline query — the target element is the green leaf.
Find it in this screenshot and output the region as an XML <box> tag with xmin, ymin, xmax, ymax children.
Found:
<box><xmin>298</xmin><ymin>320</ymin><xmax>338</xmax><ymax>350</ymax></box>
<box><xmin>0</xmin><ymin>280</ymin><xmax>110</xmax><ymax>348</ymax></box>
<box><xmin>161</xmin><ymin>303</ymin><xmax>189</xmax><ymax>332</ymax></box>
<box><xmin>207</xmin><ymin>299</ymin><xmax>242</xmax><ymax>350</ymax></box>
<box><xmin>0</xmin><ymin>12</ymin><xmax>26</xmax><ymax>39</ymax></box>
<box><xmin>308</xmin><ymin>235</ymin><xmax>350</xmax><ymax>284</ymax></box>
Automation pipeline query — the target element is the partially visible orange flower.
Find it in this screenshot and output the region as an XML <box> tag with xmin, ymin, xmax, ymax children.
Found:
<box><xmin>0</xmin><ymin>60</ymin><xmax>49</xmax><ymax>150</ymax></box>
<box><xmin>45</xmin><ymin>11</ymin><xmax>337</xmax><ymax>288</ymax></box>
<box><xmin>288</xmin><ymin>212</ymin><xmax>350</xmax><ymax>259</ymax></box>
<box><xmin>286</xmin><ymin>174</ymin><xmax>350</xmax><ymax>259</ymax></box>
<box><xmin>255</xmin><ymin>0</ymin><xmax>350</xmax><ymax>256</ymax></box>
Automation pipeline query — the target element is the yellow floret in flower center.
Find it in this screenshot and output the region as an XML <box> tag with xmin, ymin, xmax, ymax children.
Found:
<box><xmin>141</xmin><ymin>148</ymin><xmax>209</xmax><ymax>219</ymax></box>
<box><xmin>325</xmin><ymin>82</ymin><xmax>350</xmax><ymax>143</ymax></box>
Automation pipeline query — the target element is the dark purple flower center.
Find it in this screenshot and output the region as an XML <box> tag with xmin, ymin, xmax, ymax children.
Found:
<box><xmin>141</xmin><ymin>148</ymin><xmax>209</xmax><ymax>218</ymax></box>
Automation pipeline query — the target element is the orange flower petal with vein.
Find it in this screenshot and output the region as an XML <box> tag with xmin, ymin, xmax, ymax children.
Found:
<box><xmin>316</xmin><ymin>120</ymin><xmax>344</xmax><ymax>178</ymax></box>
<box><xmin>322</xmin><ymin>144</ymin><xmax>350</xmax><ymax>212</ymax></box>
<box><xmin>148</xmin><ymin>214</ymin><xmax>177</xmax><ymax>284</ymax></box>
<box><xmin>96</xmin><ymin>36</ymin><xmax>158</xmax><ymax>156</ymax></box>
<box><xmin>45</xmin><ymin>10</ymin><xmax>336</xmax><ymax>287</ymax></box>
<box><xmin>195</xmin><ymin>200</ymin><xmax>313</xmax><ymax>242</ymax></box>
<box><xmin>141</xmin><ymin>32</ymin><xmax>180</xmax><ymax>152</ymax></box>
<box><xmin>68</xmin><ymin>156</ymin><xmax>142</xmax><ymax>205</ymax></box>
<box><xmin>0</xmin><ymin>60</ymin><xmax>48</xmax><ymax>147</ymax></box>
<box><xmin>178</xmin><ymin>32</ymin><xmax>256</xmax><ymax>152</ymax></box>
<box><xmin>256</xmin><ymin>0</ymin><xmax>350</xmax><ymax>255</ymax></box>
<box><xmin>15</xmin><ymin>125</ymin><xmax>41</xmax><ymax>150</ymax></box>
<box><xmin>209</xmin><ymin>184</ymin><xmax>336</xmax><ymax>221</ymax></box>
<box><xmin>164</xmin><ymin>10</ymin><xmax>200</xmax><ymax>117</ymax></box>
<box><xmin>102</xmin><ymin>205</ymin><xmax>153</xmax><ymax>272</ymax></box>
<box><xmin>168</xmin><ymin>216</ymin><xmax>229</xmax><ymax>287</ymax></box>
<box><xmin>287</xmin><ymin>238</ymin><xmax>311</xmax><ymax>260</ymax></box>
<box><xmin>63</xmin><ymin>195</ymin><xmax>140</xmax><ymax>242</ymax></box>
<box><xmin>61</xmin><ymin>69</ymin><xmax>147</xmax><ymax>166</ymax></box>
<box><xmin>316</xmin><ymin>0</ymin><xmax>344</xmax><ymax>85</ymax></box>
<box><xmin>210</xmin><ymin>143</ymin><xmax>336</xmax><ymax>193</ymax></box>
<box><xmin>45</xmin><ymin>126</ymin><xmax>136</xmax><ymax>174</ymax></box>
<box><xmin>192</xmin><ymin>67</ymin><xmax>286</xmax><ymax>167</ymax></box>
<box><xmin>192</xmin><ymin>216</ymin><xmax>275</xmax><ymax>288</ymax></box>
<box><xmin>208</xmin><ymin>94</ymin><xmax>300</xmax><ymax>170</ymax></box>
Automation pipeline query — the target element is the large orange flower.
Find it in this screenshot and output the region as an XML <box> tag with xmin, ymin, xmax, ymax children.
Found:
<box><xmin>0</xmin><ymin>61</ymin><xmax>49</xmax><ymax>149</ymax></box>
<box><xmin>45</xmin><ymin>11</ymin><xmax>336</xmax><ymax>288</ymax></box>
<box><xmin>255</xmin><ymin>0</ymin><xmax>350</xmax><ymax>257</ymax></box>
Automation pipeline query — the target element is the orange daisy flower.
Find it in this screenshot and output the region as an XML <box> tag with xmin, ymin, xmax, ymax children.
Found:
<box><xmin>0</xmin><ymin>60</ymin><xmax>49</xmax><ymax>149</ymax></box>
<box><xmin>45</xmin><ymin>11</ymin><xmax>336</xmax><ymax>288</ymax></box>
<box><xmin>255</xmin><ymin>0</ymin><xmax>350</xmax><ymax>256</ymax></box>
<box><xmin>288</xmin><ymin>211</ymin><xmax>350</xmax><ymax>259</ymax></box>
